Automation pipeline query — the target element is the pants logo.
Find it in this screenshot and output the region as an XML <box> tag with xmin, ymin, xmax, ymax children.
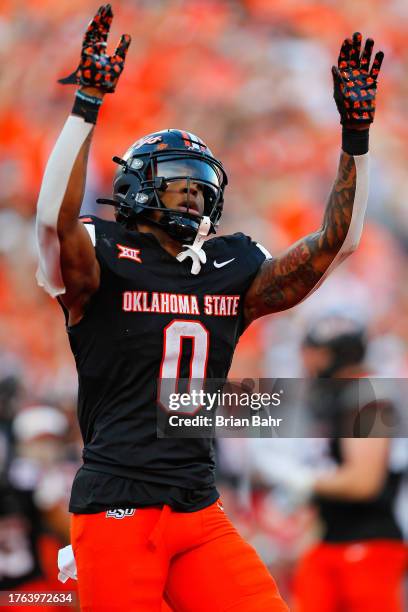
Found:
<box><xmin>106</xmin><ymin>508</ymin><xmax>135</xmax><ymax>519</ymax></box>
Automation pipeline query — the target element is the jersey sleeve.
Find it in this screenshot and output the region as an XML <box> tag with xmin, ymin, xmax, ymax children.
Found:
<box><xmin>79</xmin><ymin>214</ymin><xmax>128</xmax><ymax>300</ymax></box>
<box><xmin>78</xmin><ymin>214</ymin><xmax>117</xmax><ymax>272</ymax></box>
<box><xmin>79</xmin><ymin>216</ymin><xmax>97</xmax><ymax>246</ymax></box>
<box><xmin>56</xmin><ymin>215</ymin><xmax>108</xmax><ymax>326</ymax></box>
<box><xmin>222</xmin><ymin>233</ymin><xmax>272</xmax><ymax>338</ymax></box>
<box><xmin>228</xmin><ymin>232</ymin><xmax>272</xmax><ymax>294</ymax></box>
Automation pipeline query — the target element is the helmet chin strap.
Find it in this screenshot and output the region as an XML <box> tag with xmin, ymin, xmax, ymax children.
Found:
<box><xmin>176</xmin><ymin>216</ymin><xmax>211</xmax><ymax>275</ymax></box>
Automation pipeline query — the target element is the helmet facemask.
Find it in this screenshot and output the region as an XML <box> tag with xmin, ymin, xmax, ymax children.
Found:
<box><xmin>142</xmin><ymin>154</ymin><xmax>223</xmax><ymax>243</ymax></box>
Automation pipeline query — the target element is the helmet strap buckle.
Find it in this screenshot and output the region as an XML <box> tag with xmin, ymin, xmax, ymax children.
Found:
<box><xmin>176</xmin><ymin>216</ymin><xmax>211</xmax><ymax>275</ymax></box>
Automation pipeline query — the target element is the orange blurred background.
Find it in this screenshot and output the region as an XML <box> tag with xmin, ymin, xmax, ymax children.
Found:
<box><xmin>0</xmin><ymin>1</ymin><xmax>407</xmax><ymax>605</ymax></box>
<box><xmin>1</xmin><ymin>0</ymin><xmax>407</xmax><ymax>392</ymax></box>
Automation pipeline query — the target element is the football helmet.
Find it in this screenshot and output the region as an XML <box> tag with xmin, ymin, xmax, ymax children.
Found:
<box><xmin>302</xmin><ymin>314</ymin><xmax>367</xmax><ymax>377</ymax></box>
<box><xmin>97</xmin><ymin>129</ymin><xmax>228</xmax><ymax>244</ymax></box>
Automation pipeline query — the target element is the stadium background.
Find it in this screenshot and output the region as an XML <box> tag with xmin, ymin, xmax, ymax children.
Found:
<box><xmin>0</xmin><ymin>0</ymin><xmax>407</xmax><ymax>608</ymax></box>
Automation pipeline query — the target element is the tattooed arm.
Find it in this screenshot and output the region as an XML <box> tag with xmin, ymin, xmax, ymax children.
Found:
<box><xmin>243</xmin><ymin>32</ymin><xmax>383</xmax><ymax>327</ymax></box>
<box><xmin>244</xmin><ymin>152</ymin><xmax>358</xmax><ymax>324</ymax></box>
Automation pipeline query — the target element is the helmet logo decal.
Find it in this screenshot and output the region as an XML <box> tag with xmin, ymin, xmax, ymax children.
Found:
<box><xmin>133</xmin><ymin>135</ymin><xmax>163</xmax><ymax>149</ymax></box>
<box><xmin>180</xmin><ymin>130</ymin><xmax>191</xmax><ymax>148</ymax></box>
<box><xmin>179</xmin><ymin>130</ymin><xmax>207</xmax><ymax>152</ymax></box>
<box><xmin>117</xmin><ymin>244</ymin><xmax>142</xmax><ymax>263</ymax></box>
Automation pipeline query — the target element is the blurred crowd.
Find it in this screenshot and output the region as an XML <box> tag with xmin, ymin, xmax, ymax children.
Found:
<box><xmin>1</xmin><ymin>0</ymin><xmax>408</xmax><ymax>393</ymax></box>
<box><xmin>0</xmin><ymin>0</ymin><xmax>408</xmax><ymax>607</ymax></box>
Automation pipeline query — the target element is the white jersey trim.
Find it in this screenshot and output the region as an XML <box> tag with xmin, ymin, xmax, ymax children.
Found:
<box><xmin>256</xmin><ymin>242</ymin><xmax>272</xmax><ymax>259</ymax></box>
<box><xmin>83</xmin><ymin>223</ymin><xmax>96</xmax><ymax>247</ymax></box>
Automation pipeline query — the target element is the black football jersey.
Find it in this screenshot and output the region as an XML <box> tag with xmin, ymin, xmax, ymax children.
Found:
<box><xmin>311</xmin><ymin>381</ymin><xmax>403</xmax><ymax>542</ymax></box>
<box><xmin>64</xmin><ymin>216</ymin><xmax>268</xmax><ymax>512</ymax></box>
<box><xmin>317</xmin><ymin>437</ymin><xmax>403</xmax><ymax>542</ymax></box>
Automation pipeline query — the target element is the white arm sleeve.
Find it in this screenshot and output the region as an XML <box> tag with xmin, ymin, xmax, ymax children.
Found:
<box><xmin>35</xmin><ymin>115</ymin><xmax>93</xmax><ymax>297</ymax></box>
<box><xmin>299</xmin><ymin>152</ymin><xmax>369</xmax><ymax>303</ymax></box>
<box><xmin>329</xmin><ymin>152</ymin><xmax>369</xmax><ymax>260</ymax></box>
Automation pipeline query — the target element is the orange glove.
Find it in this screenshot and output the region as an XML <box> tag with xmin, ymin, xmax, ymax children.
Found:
<box><xmin>332</xmin><ymin>32</ymin><xmax>384</xmax><ymax>128</ymax></box>
<box><xmin>59</xmin><ymin>4</ymin><xmax>131</xmax><ymax>93</ymax></box>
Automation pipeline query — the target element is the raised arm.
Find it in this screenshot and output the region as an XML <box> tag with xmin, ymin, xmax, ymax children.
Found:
<box><xmin>244</xmin><ymin>32</ymin><xmax>383</xmax><ymax>326</ymax></box>
<box><xmin>36</xmin><ymin>4</ymin><xmax>130</xmax><ymax>322</ymax></box>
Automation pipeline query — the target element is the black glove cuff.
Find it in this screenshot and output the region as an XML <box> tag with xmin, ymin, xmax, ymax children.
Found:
<box><xmin>72</xmin><ymin>90</ymin><xmax>103</xmax><ymax>125</ymax></box>
<box><xmin>342</xmin><ymin>128</ymin><xmax>369</xmax><ymax>155</ymax></box>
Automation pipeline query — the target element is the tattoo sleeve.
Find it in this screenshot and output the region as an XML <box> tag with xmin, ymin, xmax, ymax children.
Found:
<box><xmin>244</xmin><ymin>152</ymin><xmax>361</xmax><ymax>325</ymax></box>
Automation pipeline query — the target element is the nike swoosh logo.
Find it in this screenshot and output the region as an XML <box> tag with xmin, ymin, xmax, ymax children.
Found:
<box><xmin>214</xmin><ymin>258</ymin><xmax>235</xmax><ymax>268</ymax></box>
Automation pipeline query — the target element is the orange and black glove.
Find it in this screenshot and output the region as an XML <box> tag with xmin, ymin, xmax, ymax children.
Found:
<box><xmin>59</xmin><ymin>4</ymin><xmax>131</xmax><ymax>94</ymax></box>
<box><xmin>332</xmin><ymin>32</ymin><xmax>384</xmax><ymax>154</ymax></box>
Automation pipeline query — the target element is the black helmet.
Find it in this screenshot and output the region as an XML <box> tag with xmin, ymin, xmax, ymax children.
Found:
<box><xmin>302</xmin><ymin>314</ymin><xmax>367</xmax><ymax>377</ymax></box>
<box><xmin>97</xmin><ymin>129</ymin><xmax>228</xmax><ymax>244</ymax></box>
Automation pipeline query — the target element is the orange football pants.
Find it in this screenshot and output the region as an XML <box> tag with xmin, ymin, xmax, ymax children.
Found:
<box><xmin>293</xmin><ymin>540</ymin><xmax>407</xmax><ymax>612</ymax></box>
<box><xmin>71</xmin><ymin>500</ymin><xmax>288</xmax><ymax>612</ymax></box>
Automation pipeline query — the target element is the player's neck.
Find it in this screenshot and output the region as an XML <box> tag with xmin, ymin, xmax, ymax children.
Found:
<box><xmin>135</xmin><ymin>221</ymin><xmax>182</xmax><ymax>258</ymax></box>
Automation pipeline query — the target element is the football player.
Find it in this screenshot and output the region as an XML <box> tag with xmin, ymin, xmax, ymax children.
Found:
<box><xmin>0</xmin><ymin>405</ymin><xmax>76</xmax><ymax>611</ymax></box>
<box><xmin>36</xmin><ymin>5</ymin><xmax>383</xmax><ymax>611</ymax></box>
<box><xmin>246</xmin><ymin>316</ymin><xmax>407</xmax><ymax>612</ymax></box>
<box><xmin>293</xmin><ymin>316</ymin><xmax>407</xmax><ymax>612</ymax></box>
